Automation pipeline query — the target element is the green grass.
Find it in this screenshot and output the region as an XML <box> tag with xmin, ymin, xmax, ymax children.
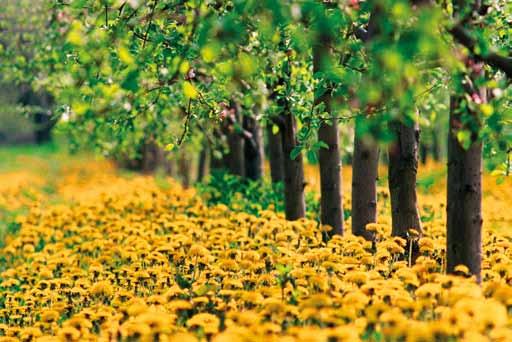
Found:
<box><xmin>416</xmin><ymin>168</ymin><xmax>446</xmax><ymax>194</ymax></box>
<box><xmin>0</xmin><ymin>141</ymin><xmax>61</xmax><ymax>172</ymax></box>
<box><xmin>0</xmin><ymin>207</ymin><xmax>24</xmax><ymax>248</ymax></box>
<box><xmin>0</xmin><ymin>141</ymin><xmax>72</xmax><ymax>246</ymax></box>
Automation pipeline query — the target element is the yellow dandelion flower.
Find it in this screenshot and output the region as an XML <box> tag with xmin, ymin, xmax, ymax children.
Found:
<box><xmin>187</xmin><ymin>313</ymin><xmax>220</xmax><ymax>335</ymax></box>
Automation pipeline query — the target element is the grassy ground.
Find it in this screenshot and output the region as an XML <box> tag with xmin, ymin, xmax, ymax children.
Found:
<box><xmin>0</xmin><ymin>142</ymin><xmax>60</xmax><ymax>171</ymax></box>
<box><xmin>0</xmin><ymin>142</ymin><xmax>105</xmax><ymax>246</ymax></box>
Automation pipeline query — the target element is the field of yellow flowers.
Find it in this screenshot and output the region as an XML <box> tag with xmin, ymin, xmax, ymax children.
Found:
<box><xmin>1</xmin><ymin>149</ymin><xmax>512</xmax><ymax>341</ymax></box>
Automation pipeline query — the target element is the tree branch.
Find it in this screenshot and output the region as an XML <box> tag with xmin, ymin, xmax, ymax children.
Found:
<box><xmin>449</xmin><ymin>24</ymin><xmax>512</xmax><ymax>78</ymax></box>
<box><xmin>177</xmin><ymin>99</ymin><xmax>192</xmax><ymax>146</ymax></box>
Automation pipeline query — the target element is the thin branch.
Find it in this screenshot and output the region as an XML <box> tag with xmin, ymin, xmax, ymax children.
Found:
<box><xmin>318</xmin><ymin>80</ymin><xmax>446</xmax><ymax>124</ymax></box>
<box><xmin>118</xmin><ymin>2</ymin><xmax>127</xmax><ymax>16</ymax></box>
<box><xmin>177</xmin><ymin>99</ymin><xmax>192</xmax><ymax>146</ymax></box>
<box><xmin>104</xmin><ymin>4</ymin><xmax>108</xmax><ymax>27</ymax></box>
<box><xmin>197</xmin><ymin>91</ymin><xmax>216</xmax><ymax>112</ymax></box>
<box><xmin>195</xmin><ymin>121</ymin><xmax>215</xmax><ymax>148</ymax></box>
<box><xmin>142</xmin><ymin>0</ymin><xmax>158</xmax><ymax>49</ymax></box>
<box><xmin>122</xmin><ymin>6</ymin><xmax>139</xmax><ymax>22</ymax></box>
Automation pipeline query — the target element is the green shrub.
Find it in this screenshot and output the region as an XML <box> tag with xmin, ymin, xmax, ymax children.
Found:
<box><xmin>197</xmin><ymin>170</ymin><xmax>319</xmax><ymax>220</ymax></box>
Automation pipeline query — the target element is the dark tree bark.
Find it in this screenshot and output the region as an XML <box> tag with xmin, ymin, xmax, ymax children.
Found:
<box><xmin>446</xmin><ymin>87</ymin><xmax>484</xmax><ymax>283</ymax></box>
<box><xmin>210</xmin><ymin>150</ymin><xmax>224</xmax><ymax>172</ymax></box>
<box><xmin>449</xmin><ymin>25</ymin><xmax>512</xmax><ymax>78</ymax></box>
<box><xmin>445</xmin><ymin>0</ymin><xmax>487</xmax><ymax>283</ymax></box>
<box><xmin>318</xmin><ymin>117</ymin><xmax>343</xmax><ymax>236</ymax></box>
<box><xmin>432</xmin><ymin>129</ymin><xmax>441</xmax><ymax>162</ymax></box>
<box><xmin>313</xmin><ymin>34</ymin><xmax>343</xmax><ymax>236</ymax></box>
<box><xmin>351</xmin><ymin>10</ymin><xmax>380</xmax><ymax>240</ymax></box>
<box><xmin>18</xmin><ymin>86</ymin><xmax>55</xmax><ymax>144</ymax></box>
<box><xmin>388</xmin><ymin>117</ymin><xmax>422</xmax><ymax>239</ymax></box>
<box><xmin>267</xmin><ymin>125</ymin><xmax>285</xmax><ymax>183</ymax></box>
<box><xmin>154</xmin><ymin>146</ymin><xmax>174</xmax><ymax>175</ymax></box>
<box><xmin>269</xmin><ymin>53</ymin><xmax>305</xmax><ymax>220</ymax></box>
<box><xmin>197</xmin><ymin>145</ymin><xmax>209</xmax><ymax>182</ymax></box>
<box><xmin>141</xmin><ymin>139</ymin><xmax>160</xmax><ymax>174</ymax></box>
<box><xmin>243</xmin><ymin>115</ymin><xmax>264</xmax><ymax>181</ymax></box>
<box><xmin>178</xmin><ymin>152</ymin><xmax>192</xmax><ymax>188</ymax></box>
<box><xmin>420</xmin><ymin>143</ymin><xmax>428</xmax><ymax>165</ymax></box>
<box><xmin>224</xmin><ymin>101</ymin><xmax>245</xmax><ymax>177</ymax></box>
<box><xmin>352</xmin><ymin>118</ymin><xmax>379</xmax><ymax>240</ymax></box>
<box><xmin>167</xmin><ymin>157</ymin><xmax>177</xmax><ymax>178</ymax></box>
<box><xmin>279</xmin><ymin>110</ymin><xmax>306</xmax><ymax>220</ymax></box>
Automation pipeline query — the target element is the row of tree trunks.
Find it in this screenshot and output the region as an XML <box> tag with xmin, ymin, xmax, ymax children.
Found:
<box><xmin>351</xmin><ymin>3</ymin><xmax>422</xmax><ymax>244</ymax></box>
<box><xmin>210</xmin><ymin>101</ymin><xmax>266</xmax><ymax>181</ymax></box>
<box><xmin>131</xmin><ymin>0</ymin><xmax>484</xmax><ymax>284</ymax></box>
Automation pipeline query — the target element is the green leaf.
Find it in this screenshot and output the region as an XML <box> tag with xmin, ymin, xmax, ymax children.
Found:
<box><xmin>194</xmin><ymin>284</ymin><xmax>213</xmax><ymax>296</ymax></box>
<box><xmin>121</xmin><ymin>70</ymin><xmax>139</xmax><ymax>91</ymax></box>
<box><xmin>118</xmin><ymin>45</ymin><xmax>135</xmax><ymax>65</ymax></box>
<box><xmin>179</xmin><ymin>61</ymin><xmax>190</xmax><ymax>75</ymax></box>
<box><xmin>175</xmin><ymin>274</ymin><xmax>192</xmax><ymax>289</ymax></box>
<box><xmin>480</xmin><ymin>104</ymin><xmax>494</xmax><ymax>117</ymax></box>
<box><xmin>183</xmin><ymin>81</ymin><xmax>198</xmax><ymax>99</ymax></box>
<box><xmin>307</xmin><ymin>150</ymin><xmax>318</xmax><ymax>163</ymax></box>
<box><xmin>272</xmin><ymin>124</ymin><xmax>279</xmax><ymax>135</ymax></box>
<box><xmin>290</xmin><ymin>146</ymin><xmax>302</xmax><ymax>160</ymax></box>
<box><xmin>201</xmin><ymin>44</ymin><xmax>219</xmax><ymax>63</ymax></box>
<box><xmin>315</xmin><ymin>141</ymin><xmax>329</xmax><ymax>150</ymax></box>
<box><xmin>456</xmin><ymin>130</ymin><xmax>472</xmax><ymax>150</ymax></box>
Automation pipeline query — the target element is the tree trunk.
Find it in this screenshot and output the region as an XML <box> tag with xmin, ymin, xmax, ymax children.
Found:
<box><xmin>279</xmin><ymin>111</ymin><xmax>306</xmax><ymax>220</ymax></box>
<box><xmin>350</xmin><ymin>9</ymin><xmax>381</xmax><ymax>240</ymax></box>
<box><xmin>154</xmin><ymin>145</ymin><xmax>174</xmax><ymax>175</ymax></box>
<box><xmin>243</xmin><ymin>115</ymin><xmax>264</xmax><ymax>181</ymax></box>
<box><xmin>432</xmin><ymin>129</ymin><xmax>441</xmax><ymax>161</ymax></box>
<box><xmin>197</xmin><ymin>145</ymin><xmax>209</xmax><ymax>182</ymax></box>
<box><xmin>210</xmin><ymin>130</ymin><xmax>224</xmax><ymax>173</ymax></box>
<box><xmin>267</xmin><ymin>125</ymin><xmax>285</xmax><ymax>183</ymax></box>
<box><xmin>446</xmin><ymin>94</ymin><xmax>483</xmax><ymax>283</ymax></box>
<box><xmin>313</xmin><ymin>36</ymin><xmax>343</xmax><ymax>236</ymax></box>
<box><xmin>420</xmin><ymin>143</ymin><xmax>428</xmax><ymax>165</ymax></box>
<box><xmin>141</xmin><ymin>139</ymin><xmax>160</xmax><ymax>174</ymax></box>
<box><xmin>352</xmin><ymin>118</ymin><xmax>379</xmax><ymax>240</ymax></box>
<box><xmin>178</xmin><ymin>152</ymin><xmax>191</xmax><ymax>188</ymax></box>
<box><xmin>224</xmin><ymin>101</ymin><xmax>245</xmax><ymax>177</ymax></box>
<box><xmin>318</xmin><ymin>118</ymin><xmax>343</xmax><ymax>236</ymax></box>
<box><xmin>164</xmin><ymin>155</ymin><xmax>175</xmax><ymax>176</ymax></box>
<box><xmin>18</xmin><ymin>86</ymin><xmax>55</xmax><ymax>144</ymax></box>
<box><xmin>388</xmin><ymin>117</ymin><xmax>422</xmax><ymax>239</ymax></box>
<box><xmin>210</xmin><ymin>153</ymin><xmax>223</xmax><ymax>172</ymax></box>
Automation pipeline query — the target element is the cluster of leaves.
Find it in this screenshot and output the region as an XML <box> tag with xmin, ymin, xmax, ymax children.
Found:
<box><xmin>196</xmin><ymin>170</ymin><xmax>320</xmax><ymax>220</ymax></box>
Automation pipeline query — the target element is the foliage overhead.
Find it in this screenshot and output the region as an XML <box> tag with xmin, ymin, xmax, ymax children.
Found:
<box><xmin>0</xmin><ymin>0</ymin><xmax>510</xmax><ymax>170</ymax></box>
